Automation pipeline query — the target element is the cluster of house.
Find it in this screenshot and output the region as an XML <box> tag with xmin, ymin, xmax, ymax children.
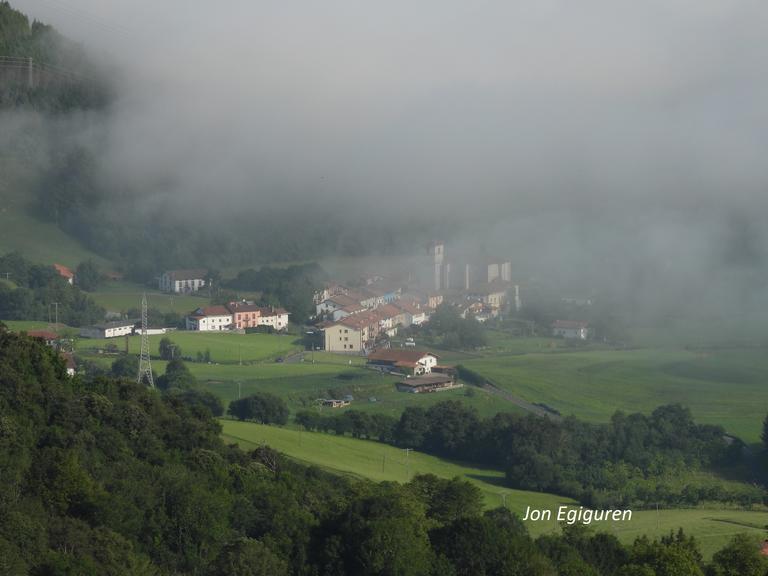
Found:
<box><xmin>185</xmin><ymin>302</ymin><xmax>289</xmax><ymax>332</ymax></box>
<box><xmin>315</xmin><ymin>273</ymin><xmax>514</xmax><ymax>353</ymax></box>
<box><xmin>155</xmin><ymin>269</ymin><xmax>290</xmax><ymax>332</ymax></box>
<box><xmin>317</xmin><ymin>282</ymin><xmax>431</xmax><ymax>353</ymax></box>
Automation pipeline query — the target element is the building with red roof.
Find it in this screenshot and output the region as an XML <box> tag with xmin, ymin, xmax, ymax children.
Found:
<box><xmin>53</xmin><ymin>264</ymin><xmax>74</xmax><ymax>285</ymax></box>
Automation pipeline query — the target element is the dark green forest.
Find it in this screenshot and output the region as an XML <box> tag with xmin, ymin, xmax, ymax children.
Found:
<box><xmin>3</xmin><ymin>325</ymin><xmax>768</xmax><ymax>575</ymax></box>
<box><xmin>0</xmin><ymin>1</ymin><xmax>107</xmax><ymax>110</ymax></box>
<box><xmin>0</xmin><ymin>252</ymin><xmax>104</xmax><ymax>326</ymax></box>
<box><xmin>295</xmin><ymin>401</ymin><xmax>763</xmax><ymax>509</ymax></box>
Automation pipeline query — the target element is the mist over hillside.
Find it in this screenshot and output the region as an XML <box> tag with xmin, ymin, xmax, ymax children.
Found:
<box><xmin>3</xmin><ymin>0</ymin><xmax>768</xmax><ymax>338</ymax></box>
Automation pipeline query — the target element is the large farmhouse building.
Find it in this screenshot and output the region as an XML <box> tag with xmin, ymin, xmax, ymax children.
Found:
<box><xmin>159</xmin><ymin>269</ymin><xmax>208</xmax><ymax>293</ymax></box>
<box><xmin>80</xmin><ymin>320</ymin><xmax>137</xmax><ymax>339</ymax></box>
<box><xmin>552</xmin><ymin>320</ymin><xmax>590</xmax><ymax>340</ymax></box>
<box><xmin>366</xmin><ymin>349</ymin><xmax>439</xmax><ymax>376</ymax></box>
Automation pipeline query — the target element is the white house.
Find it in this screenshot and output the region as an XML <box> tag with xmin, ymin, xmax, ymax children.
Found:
<box><xmin>159</xmin><ymin>269</ymin><xmax>208</xmax><ymax>293</ymax></box>
<box><xmin>552</xmin><ymin>320</ymin><xmax>590</xmax><ymax>340</ymax></box>
<box><xmin>79</xmin><ymin>320</ymin><xmax>137</xmax><ymax>339</ymax></box>
<box><xmin>186</xmin><ymin>306</ymin><xmax>233</xmax><ymax>331</ymax></box>
<box><xmin>256</xmin><ymin>307</ymin><xmax>290</xmax><ymax>331</ymax></box>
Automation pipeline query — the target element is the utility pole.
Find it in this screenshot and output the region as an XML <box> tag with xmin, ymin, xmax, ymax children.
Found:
<box><xmin>237</xmin><ymin>381</ymin><xmax>242</xmax><ymax>400</ymax></box>
<box><xmin>1</xmin><ymin>272</ymin><xmax>9</xmax><ymax>281</ymax></box>
<box><xmin>27</xmin><ymin>57</ymin><xmax>33</xmax><ymax>89</ymax></box>
<box><xmin>403</xmin><ymin>448</ymin><xmax>412</xmax><ymax>478</ymax></box>
<box><xmin>53</xmin><ymin>302</ymin><xmax>59</xmax><ymax>328</ymax></box>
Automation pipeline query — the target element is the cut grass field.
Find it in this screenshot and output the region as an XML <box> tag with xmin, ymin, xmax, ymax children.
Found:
<box><xmin>221</xmin><ymin>421</ymin><xmax>768</xmax><ymax>558</ymax></box>
<box><xmin>0</xmin><ymin>164</ymin><xmax>111</xmax><ymax>268</ymax></box>
<box><xmin>463</xmin><ymin>345</ymin><xmax>768</xmax><ymax>443</ymax></box>
<box><xmin>199</xmin><ymin>365</ymin><xmax>513</xmax><ymax>419</ymax></box>
<box><xmin>76</xmin><ymin>331</ymin><xmax>301</xmax><ymax>364</ymax></box>
<box><xmin>221</xmin><ymin>420</ymin><xmax>575</xmax><ymax>514</ymax></box>
<box><xmin>88</xmin><ymin>283</ymin><xmax>211</xmax><ymax>315</ymax></box>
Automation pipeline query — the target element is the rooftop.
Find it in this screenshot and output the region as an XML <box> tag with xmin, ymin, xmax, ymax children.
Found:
<box><xmin>367</xmin><ymin>349</ymin><xmax>438</xmax><ymax>363</ymax></box>
<box><xmin>165</xmin><ymin>268</ymin><xmax>208</xmax><ymax>281</ymax></box>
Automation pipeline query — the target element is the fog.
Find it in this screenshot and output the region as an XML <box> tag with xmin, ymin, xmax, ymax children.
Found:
<box><xmin>8</xmin><ymin>0</ymin><xmax>768</xmax><ymax>336</ymax></box>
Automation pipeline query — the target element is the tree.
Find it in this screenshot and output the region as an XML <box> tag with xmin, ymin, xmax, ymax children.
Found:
<box><xmin>395</xmin><ymin>407</ymin><xmax>429</xmax><ymax>448</ymax></box>
<box><xmin>156</xmin><ymin>358</ymin><xmax>196</xmax><ymax>390</ymax></box>
<box><xmin>708</xmin><ymin>534</ymin><xmax>767</xmax><ymax>576</ymax></box>
<box><xmin>321</xmin><ymin>487</ymin><xmax>434</xmax><ymax>576</ymax></box>
<box><xmin>762</xmin><ymin>413</ymin><xmax>768</xmax><ymax>451</ymax></box>
<box><xmin>209</xmin><ymin>538</ymin><xmax>288</xmax><ymax>576</ymax></box>
<box><xmin>406</xmin><ymin>474</ymin><xmax>483</xmax><ymax>525</ymax></box>
<box><xmin>111</xmin><ymin>354</ymin><xmax>139</xmax><ymax>378</ymax></box>
<box><xmin>228</xmin><ymin>393</ymin><xmax>289</xmax><ymax>425</ymax></box>
<box><xmin>158</xmin><ymin>337</ymin><xmax>181</xmax><ymax>361</ymax></box>
<box><xmin>75</xmin><ymin>260</ymin><xmax>101</xmax><ymax>291</ymax></box>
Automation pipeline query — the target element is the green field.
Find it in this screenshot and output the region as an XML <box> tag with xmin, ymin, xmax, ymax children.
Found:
<box><xmin>0</xmin><ymin>164</ymin><xmax>111</xmax><ymax>268</ymax></box>
<box><xmin>88</xmin><ymin>283</ymin><xmax>211</xmax><ymax>315</ymax></box>
<box><xmin>221</xmin><ymin>420</ymin><xmax>575</xmax><ymax>513</ymax></box>
<box><xmin>462</xmin><ymin>346</ymin><xmax>768</xmax><ymax>443</ymax></box>
<box><xmin>222</xmin><ymin>421</ymin><xmax>768</xmax><ymax>558</ymax></box>
<box><xmin>76</xmin><ymin>331</ymin><xmax>301</xmax><ymax>364</ymax></box>
<box><xmin>200</xmin><ymin>364</ymin><xmax>512</xmax><ymax>418</ymax></box>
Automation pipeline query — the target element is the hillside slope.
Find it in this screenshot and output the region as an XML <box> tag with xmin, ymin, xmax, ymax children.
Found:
<box><xmin>0</xmin><ymin>157</ymin><xmax>109</xmax><ymax>266</ymax></box>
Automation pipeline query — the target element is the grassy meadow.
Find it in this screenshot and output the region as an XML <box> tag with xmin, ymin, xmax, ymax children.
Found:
<box><xmin>87</xmin><ymin>283</ymin><xmax>211</xmax><ymax>315</ymax></box>
<box><xmin>0</xmin><ymin>166</ymin><xmax>110</xmax><ymax>268</ymax></box>
<box><xmin>75</xmin><ymin>330</ymin><xmax>301</xmax><ymax>363</ymax></box>
<box><xmin>221</xmin><ymin>420</ymin><xmax>574</xmax><ymax>513</ymax></box>
<box><xmin>462</xmin><ymin>345</ymin><xmax>768</xmax><ymax>443</ymax></box>
<box><xmin>222</xmin><ymin>421</ymin><xmax>768</xmax><ymax>558</ymax></box>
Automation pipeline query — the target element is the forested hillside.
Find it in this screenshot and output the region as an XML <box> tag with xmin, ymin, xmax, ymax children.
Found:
<box><xmin>0</xmin><ymin>1</ymin><xmax>107</xmax><ymax>110</ymax></box>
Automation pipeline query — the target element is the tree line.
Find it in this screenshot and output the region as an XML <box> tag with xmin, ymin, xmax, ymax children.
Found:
<box><xmin>0</xmin><ymin>251</ymin><xmax>104</xmax><ymax>326</ymax></box>
<box><xmin>296</xmin><ymin>401</ymin><xmax>762</xmax><ymax>508</ymax></box>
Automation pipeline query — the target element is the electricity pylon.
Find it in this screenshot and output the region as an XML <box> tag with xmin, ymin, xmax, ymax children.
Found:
<box><xmin>137</xmin><ymin>292</ymin><xmax>154</xmax><ymax>388</ymax></box>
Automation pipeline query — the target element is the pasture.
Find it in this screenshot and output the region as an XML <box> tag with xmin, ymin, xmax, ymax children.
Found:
<box><xmin>221</xmin><ymin>421</ymin><xmax>768</xmax><ymax>558</ymax></box>
<box><xmin>463</xmin><ymin>346</ymin><xmax>768</xmax><ymax>443</ymax></box>
<box><xmin>221</xmin><ymin>420</ymin><xmax>574</xmax><ymax>512</ymax></box>
<box><xmin>0</xmin><ymin>169</ymin><xmax>110</xmax><ymax>268</ymax></box>
<box><xmin>88</xmin><ymin>284</ymin><xmax>210</xmax><ymax>315</ymax></box>
<box><xmin>76</xmin><ymin>330</ymin><xmax>301</xmax><ymax>364</ymax></box>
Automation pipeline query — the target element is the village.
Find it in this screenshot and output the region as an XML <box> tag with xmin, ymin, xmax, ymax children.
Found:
<box><xmin>55</xmin><ymin>242</ymin><xmax>593</xmax><ymax>402</ymax></box>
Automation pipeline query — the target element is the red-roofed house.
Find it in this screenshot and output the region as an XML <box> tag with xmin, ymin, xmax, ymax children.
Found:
<box><xmin>54</xmin><ymin>264</ymin><xmax>74</xmax><ymax>285</ymax></box>
<box><xmin>228</xmin><ymin>302</ymin><xmax>262</xmax><ymax>329</ymax></box>
<box><xmin>27</xmin><ymin>330</ymin><xmax>60</xmax><ymax>346</ymax></box>
<box><xmin>186</xmin><ymin>306</ymin><xmax>233</xmax><ymax>331</ymax></box>
<box><xmin>367</xmin><ymin>349</ymin><xmax>439</xmax><ymax>375</ymax></box>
